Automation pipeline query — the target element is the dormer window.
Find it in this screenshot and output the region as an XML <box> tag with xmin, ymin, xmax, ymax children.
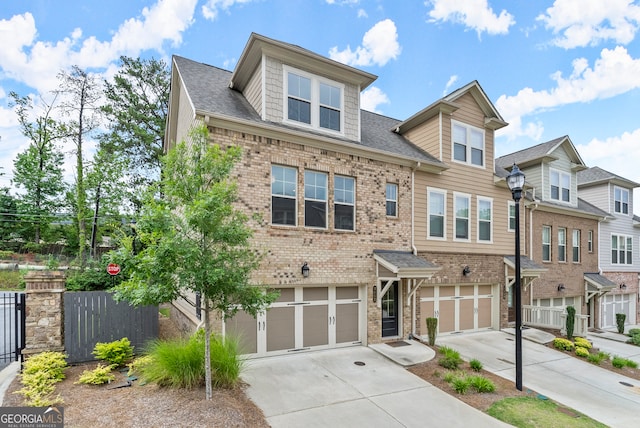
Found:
<box><xmin>285</xmin><ymin>66</ymin><xmax>343</xmax><ymax>133</ymax></box>
<box><xmin>452</xmin><ymin>121</ymin><xmax>484</xmax><ymax>167</ymax></box>
<box><xmin>550</xmin><ymin>169</ymin><xmax>570</xmax><ymax>203</ymax></box>
<box><xmin>614</xmin><ymin>186</ymin><xmax>629</xmax><ymax>214</ymax></box>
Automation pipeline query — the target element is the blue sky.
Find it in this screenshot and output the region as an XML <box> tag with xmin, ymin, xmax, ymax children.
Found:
<box><xmin>2</xmin><ymin>0</ymin><xmax>640</xmax><ymax>210</ymax></box>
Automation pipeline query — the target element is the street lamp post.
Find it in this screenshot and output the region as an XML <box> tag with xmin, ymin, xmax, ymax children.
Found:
<box><xmin>507</xmin><ymin>163</ymin><xmax>525</xmax><ymax>391</ymax></box>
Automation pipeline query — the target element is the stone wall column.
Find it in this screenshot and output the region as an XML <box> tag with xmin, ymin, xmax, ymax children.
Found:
<box><xmin>22</xmin><ymin>270</ymin><xmax>66</xmax><ymax>357</ymax></box>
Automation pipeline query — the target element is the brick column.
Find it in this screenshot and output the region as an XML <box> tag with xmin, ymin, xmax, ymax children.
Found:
<box><xmin>22</xmin><ymin>270</ymin><xmax>66</xmax><ymax>357</ymax></box>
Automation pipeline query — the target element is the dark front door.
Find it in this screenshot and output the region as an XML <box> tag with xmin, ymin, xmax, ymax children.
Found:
<box><xmin>381</xmin><ymin>281</ymin><xmax>399</xmax><ymax>337</ymax></box>
<box><xmin>508</xmin><ymin>285</ymin><xmax>515</xmax><ymax>322</ymax></box>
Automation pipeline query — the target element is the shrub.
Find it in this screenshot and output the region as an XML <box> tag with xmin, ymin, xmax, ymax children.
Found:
<box><xmin>439</xmin><ymin>356</ymin><xmax>462</xmax><ymax>370</ymax></box>
<box><xmin>209</xmin><ymin>334</ymin><xmax>244</xmax><ymax>388</ymax></box>
<box><xmin>451</xmin><ymin>377</ymin><xmax>470</xmax><ymax>394</ymax></box>
<box><xmin>553</xmin><ymin>338</ymin><xmax>574</xmax><ymax>351</ymax></box>
<box><xmin>587</xmin><ymin>351</ymin><xmax>610</xmax><ymax>365</ymax></box>
<box><xmin>575</xmin><ymin>346</ymin><xmax>590</xmax><ymax>358</ymax></box>
<box><xmin>93</xmin><ymin>338</ymin><xmax>134</xmax><ymax>367</ymax></box>
<box><xmin>467</xmin><ymin>375</ymin><xmax>496</xmax><ymax>393</ymax></box>
<box><xmin>574</xmin><ymin>337</ymin><xmax>592</xmax><ymax>349</ymax></box>
<box><xmin>611</xmin><ymin>356</ymin><xmax>638</xmax><ymax>369</ymax></box>
<box><xmin>469</xmin><ymin>359</ymin><xmax>483</xmax><ymax>372</ymax></box>
<box><xmin>616</xmin><ymin>313</ymin><xmax>626</xmax><ymax>334</ymax></box>
<box><xmin>426</xmin><ymin>317</ymin><xmax>438</xmax><ymax>346</ymax></box>
<box><xmin>75</xmin><ymin>364</ymin><xmax>116</xmax><ymax>385</ymax></box>
<box><xmin>141</xmin><ymin>335</ymin><xmax>205</xmax><ymax>388</ymax></box>
<box><xmin>628</xmin><ymin>328</ymin><xmax>640</xmax><ymax>337</ymax></box>
<box><xmin>16</xmin><ymin>352</ymin><xmax>67</xmax><ymax>406</ymax></box>
<box><xmin>565</xmin><ymin>306</ymin><xmax>576</xmax><ymax>340</ymax></box>
<box><xmin>627</xmin><ymin>333</ymin><xmax>640</xmax><ymax>346</ymax></box>
<box><xmin>127</xmin><ymin>355</ymin><xmax>154</xmax><ymax>377</ymax></box>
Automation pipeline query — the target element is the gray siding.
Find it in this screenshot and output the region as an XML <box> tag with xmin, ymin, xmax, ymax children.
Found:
<box><xmin>245</xmin><ymin>64</ymin><xmax>263</xmax><ymax>117</ymax></box>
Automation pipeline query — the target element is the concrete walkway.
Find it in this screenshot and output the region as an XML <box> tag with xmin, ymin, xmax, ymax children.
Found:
<box><xmin>438</xmin><ymin>330</ymin><xmax>640</xmax><ymax>428</ymax></box>
<box><xmin>242</xmin><ymin>346</ymin><xmax>510</xmax><ymax>427</ymax></box>
<box><xmin>0</xmin><ymin>361</ymin><xmax>19</xmax><ymax>406</ymax></box>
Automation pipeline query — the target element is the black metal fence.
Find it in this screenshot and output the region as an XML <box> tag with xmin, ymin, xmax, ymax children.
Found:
<box><xmin>64</xmin><ymin>291</ymin><xmax>158</xmax><ymax>363</ymax></box>
<box><xmin>0</xmin><ymin>292</ymin><xmax>26</xmax><ymax>366</ymax></box>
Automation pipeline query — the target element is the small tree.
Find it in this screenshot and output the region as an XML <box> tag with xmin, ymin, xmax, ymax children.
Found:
<box><xmin>616</xmin><ymin>313</ymin><xmax>626</xmax><ymax>334</ymax></box>
<box><xmin>426</xmin><ymin>317</ymin><xmax>438</xmax><ymax>346</ymax></box>
<box><xmin>565</xmin><ymin>305</ymin><xmax>576</xmax><ymax>340</ymax></box>
<box><xmin>111</xmin><ymin>124</ymin><xmax>277</xmax><ymax>400</ymax></box>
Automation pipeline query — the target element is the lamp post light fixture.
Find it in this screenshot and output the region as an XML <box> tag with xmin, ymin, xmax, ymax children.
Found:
<box><xmin>507</xmin><ymin>163</ymin><xmax>525</xmax><ymax>392</ymax></box>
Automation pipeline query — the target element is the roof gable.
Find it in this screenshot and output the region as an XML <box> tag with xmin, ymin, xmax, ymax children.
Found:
<box><xmin>577</xmin><ymin>166</ymin><xmax>640</xmax><ymax>189</ymax></box>
<box><xmin>496</xmin><ymin>135</ymin><xmax>587</xmax><ymax>170</ymax></box>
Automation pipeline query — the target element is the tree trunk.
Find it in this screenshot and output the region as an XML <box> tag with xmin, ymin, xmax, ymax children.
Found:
<box><xmin>90</xmin><ymin>182</ymin><xmax>101</xmax><ymax>259</ymax></box>
<box><xmin>204</xmin><ymin>298</ymin><xmax>212</xmax><ymax>400</ymax></box>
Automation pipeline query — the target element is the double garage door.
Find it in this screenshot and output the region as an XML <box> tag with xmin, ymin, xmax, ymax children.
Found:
<box><xmin>600</xmin><ymin>293</ymin><xmax>636</xmax><ymax>329</ymax></box>
<box><xmin>225</xmin><ymin>286</ymin><xmax>363</xmax><ymax>357</ymax></box>
<box><xmin>419</xmin><ymin>284</ymin><xmax>494</xmax><ymax>334</ymax></box>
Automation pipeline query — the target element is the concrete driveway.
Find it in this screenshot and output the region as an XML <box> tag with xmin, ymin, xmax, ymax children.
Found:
<box><xmin>438</xmin><ymin>330</ymin><xmax>640</xmax><ymax>428</ymax></box>
<box><xmin>241</xmin><ymin>346</ymin><xmax>510</xmax><ymax>427</ymax></box>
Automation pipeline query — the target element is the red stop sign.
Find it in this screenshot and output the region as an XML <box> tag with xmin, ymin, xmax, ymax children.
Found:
<box><xmin>107</xmin><ymin>263</ymin><xmax>121</xmax><ymax>276</ymax></box>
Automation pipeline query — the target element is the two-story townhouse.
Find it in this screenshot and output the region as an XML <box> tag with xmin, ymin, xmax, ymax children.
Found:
<box><xmin>389</xmin><ymin>81</ymin><xmax>529</xmax><ymax>337</ymax></box>
<box><xmin>577</xmin><ymin>167</ymin><xmax>640</xmax><ymax>329</ymax></box>
<box><xmin>497</xmin><ymin>137</ymin><xmax>613</xmax><ymax>333</ymax></box>
<box><xmin>165</xmin><ymin>33</ymin><xmax>449</xmax><ymax>357</ymax></box>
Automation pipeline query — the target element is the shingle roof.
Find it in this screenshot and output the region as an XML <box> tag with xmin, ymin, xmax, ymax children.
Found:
<box><xmin>495</xmin><ymin>136</ymin><xmax>567</xmax><ymax>169</ymax></box>
<box><xmin>503</xmin><ymin>255</ymin><xmax>546</xmax><ymax>271</ymax></box>
<box><xmin>577</xmin><ymin>166</ymin><xmax>640</xmax><ymax>188</ymax></box>
<box><xmin>584</xmin><ymin>273</ymin><xmax>617</xmax><ymax>290</ymax></box>
<box><xmin>173</xmin><ymin>55</ymin><xmax>446</xmax><ymax>168</ymax></box>
<box><xmin>372</xmin><ymin>250</ymin><xmax>439</xmax><ymax>269</ymax></box>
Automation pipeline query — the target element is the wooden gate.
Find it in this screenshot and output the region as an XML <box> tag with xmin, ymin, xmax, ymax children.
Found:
<box><xmin>64</xmin><ymin>291</ymin><xmax>158</xmax><ymax>363</ymax></box>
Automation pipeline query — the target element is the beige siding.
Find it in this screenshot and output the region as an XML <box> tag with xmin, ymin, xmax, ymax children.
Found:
<box><xmin>403</xmin><ymin>115</ymin><xmax>441</xmax><ymax>161</ymax></box>
<box><xmin>174</xmin><ymin>79</ymin><xmax>198</xmax><ymax>144</ymax></box>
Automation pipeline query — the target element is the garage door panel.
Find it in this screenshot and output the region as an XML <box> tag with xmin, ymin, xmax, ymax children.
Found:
<box><xmin>438</xmin><ymin>300</ymin><xmax>455</xmax><ymax>333</ymax></box>
<box><xmin>225</xmin><ymin>310</ymin><xmax>258</xmax><ymax>354</ymax></box>
<box><xmin>336</xmin><ymin>303</ymin><xmax>359</xmax><ymax>343</ymax></box>
<box><xmin>478</xmin><ymin>297</ymin><xmax>492</xmax><ymax>329</ymax></box>
<box><xmin>420</xmin><ymin>285</ymin><xmax>495</xmax><ymax>335</ymax></box>
<box><xmin>459</xmin><ymin>299</ymin><xmax>474</xmax><ymax>330</ymax></box>
<box><xmin>303</xmin><ymin>305</ymin><xmax>329</xmax><ymax>347</ymax></box>
<box><xmin>267</xmin><ymin>307</ymin><xmax>295</xmax><ymax>352</ymax></box>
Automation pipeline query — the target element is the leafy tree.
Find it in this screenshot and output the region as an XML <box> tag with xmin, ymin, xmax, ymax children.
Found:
<box><xmin>9</xmin><ymin>92</ymin><xmax>66</xmax><ymax>244</ymax></box>
<box><xmin>111</xmin><ymin>124</ymin><xmax>277</xmax><ymax>400</ymax></box>
<box><xmin>101</xmin><ymin>56</ymin><xmax>170</xmax><ymax>211</ymax></box>
<box><xmin>0</xmin><ymin>188</ymin><xmax>18</xmax><ymax>241</ymax></box>
<box><xmin>55</xmin><ymin>66</ymin><xmax>102</xmax><ymax>264</ymax></box>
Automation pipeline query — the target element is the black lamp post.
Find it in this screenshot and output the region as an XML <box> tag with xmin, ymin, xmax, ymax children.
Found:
<box><xmin>507</xmin><ymin>163</ymin><xmax>525</xmax><ymax>391</ymax></box>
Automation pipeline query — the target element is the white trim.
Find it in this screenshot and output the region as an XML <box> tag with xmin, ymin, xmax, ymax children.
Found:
<box><xmin>549</xmin><ymin>168</ymin><xmax>571</xmax><ymax>204</ymax></box>
<box><xmin>304</xmin><ymin>170</ymin><xmax>328</xmax><ymax>230</ymax></box>
<box><xmin>451</xmin><ymin>119</ymin><xmax>485</xmax><ymax>169</ymax></box>
<box><xmin>427</xmin><ymin>187</ymin><xmax>447</xmax><ymax>240</ymax></box>
<box><xmin>271</xmin><ymin>164</ymin><xmax>298</xmax><ymax>227</ymax></box>
<box><xmin>453</xmin><ymin>192</ymin><xmax>471</xmax><ymax>242</ymax></box>
<box><xmin>477</xmin><ymin>195</ymin><xmax>493</xmax><ymax>243</ymax></box>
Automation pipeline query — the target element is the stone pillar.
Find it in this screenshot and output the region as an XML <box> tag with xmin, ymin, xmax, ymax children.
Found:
<box><xmin>22</xmin><ymin>270</ymin><xmax>66</xmax><ymax>357</ymax></box>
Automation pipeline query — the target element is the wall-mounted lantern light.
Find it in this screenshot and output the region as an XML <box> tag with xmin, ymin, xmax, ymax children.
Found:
<box><xmin>557</xmin><ymin>284</ymin><xmax>565</xmax><ymax>292</ymax></box>
<box><xmin>301</xmin><ymin>262</ymin><xmax>310</xmax><ymax>278</ymax></box>
<box><xmin>620</xmin><ymin>283</ymin><xmax>627</xmax><ymax>290</ymax></box>
<box><xmin>462</xmin><ymin>266</ymin><xmax>471</xmax><ymax>276</ymax></box>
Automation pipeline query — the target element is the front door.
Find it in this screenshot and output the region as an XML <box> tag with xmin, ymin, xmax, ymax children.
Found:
<box><xmin>381</xmin><ymin>281</ymin><xmax>399</xmax><ymax>337</ymax></box>
<box><xmin>508</xmin><ymin>285</ymin><xmax>515</xmax><ymax>322</ymax></box>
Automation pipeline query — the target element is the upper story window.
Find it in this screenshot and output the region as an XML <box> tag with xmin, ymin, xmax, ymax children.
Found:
<box><xmin>386</xmin><ymin>183</ymin><xmax>398</xmax><ymax>217</ymax></box>
<box><xmin>454</xmin><ymin>193</ymin><xmax>470</xmax><ymax>241</ymax></box>
<box><xmin>572</xmin><ymin>229</ymin><xmax>580</xmax><ymax>263</ymax></box>
<box><xmin>452</xmin><ymin>121</ymin><xmax>484</xmax><ymax>167</ymax></box>
<box><xmin>612</xmin><ymin>234</ymin><xmax>632</xmax><ymax>265</ymax></box>
<box><xmin>334</xmin><ymin>175</ymin><xmax>355</xmax><ymax>231</ymax></box>
<box><xmin>550</xmin><ymin>169</ymin><xmax>570</xmax><ymax>203</ymax></box>
<box><xmin>614</xmin><ymin>186</ymin><xmax>629</xmax><ymax>215</ymax></box>
<box><xmin>508</xmin><ymin>201</ymin><xmax>516</xmax><ymax>232</ymax></box>
<box><xmin>588</xmin><ymin>230</ymin><xmax>594</xmax><ymax>253</ymax></box>
<box><xmin>304</xmin><ymin>171</ymin><xmax>327</xmax><ymax>228</ymax></box>
<box><xmin>477</xmin><ymin>197</ymin><xmax>492</xmax><ymax>242</ymax></box>
<box><xmin>428</xmin><ymin>188</ymin><xmax>446</xmax><ymax>239</ymax></box>
<box><xmin>271</xmin><ymin>165</ymin><xmax>297</xmax><ymax>226</ymax></box>
<box><xmin>285</xmin><ymin>67</ymin><xmax>343</xmax><ymax>133</ymax></box>
<box><xmin>558</xmin><ymin>228</ymin><xmax>567</xmax><ymax>262</ymax></box>
<box><xmin>542</xmin><ymin>225</ymin><xmax>551</xmax><ymax>262</ymax></box>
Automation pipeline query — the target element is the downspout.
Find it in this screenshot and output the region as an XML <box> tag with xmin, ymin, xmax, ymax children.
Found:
<box><xmin>527</xmin><ymin>193</ymin><xmax>539</xmax><ymax>307</ymax></box>
<box><xmin>411</xmin><ymin>167</ymin><xmax>417</xmax><ymax>338</ymax></box>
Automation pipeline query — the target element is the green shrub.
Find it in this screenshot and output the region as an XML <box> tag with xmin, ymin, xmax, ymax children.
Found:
<box><xmin>553</xmin><ymin>338</ymin><xmax>574</xmax><ymax>351</ymax></box>
<box><xmin>587</xmin><ymin>351</ymin><xmax>610</xmax><ymax>365</ymax></box>
<box><xmin>575</xmin><ymin>346</ymin><xmax>590</xmax><ymax>358</ymax></box>
<box><xmin>469</xmin><ymin>359</ymin><xmax>483</xmax><ymax>372</ymax></box>
<box><xmin>209</xmin><ymin>334</ymin><xmax>244</xmax><ymax>388</ymax></box>
<box><xmin>611</xmin><ymin>356</ymin><xmax>638</xmax><ymax>369</ymax></box>
<box><xmin>141</xmin><ymin>334</ymin><xmax>205</xmax><ymax>388</ymax></box>
<box><xmin>75</xmin><ymin>364</ymin><xmax>116</xmax><ymax>385</ymax></box>
<box><xmin>565</xmin><ymin>306</ymin><xmax>576</xmax><ymax>340</ymax></box>
<box><xmin>616</xmin><ymin>313</ymin><xmax>626</xmax><ymax>334</ymax></box>
<box><xmin>426</xmin><ymin>317</ymin><xmax>438</xmax><ymax>346</ymax></box>
<box><xmin>16</xmin><ymin>352</ymin><xmax>67</xmax><ymax>406</ymax></box>
<box><xmin>93</xmin><ymin>338</ymin><xmax>134</xmax><ymax>367</ymax></box>
<box><xmin>467</xmin><ymin>375</ymin><xmax>496</xmax><ymax>393</ymax></box>
<box><xmin>451</xmin><ymin>377</ymin><xmax>470</xmax><ymax>394</ymax></box>
<box><xmin>627</xmin><ymin>328</ymin><xmax>640</xmax><ymax>337</ymax></box>
<box><xmin>438</xmin><ymin>345</ymin><xmax>454</xmax><ymax>355</ymax></box>
<box><xmin>627</xmin><ymin>334</ymin><xmax>640</xmax><ymax>346</ymax></box>
<box><xmin>574</xmin><ymin>337</ymin><xmax>592</xmax><ymax>349</ymax></box>
<box><xmin>438</xmin><ymin>346</ymin><xmax>463</xmax><ymax>369</ymax></box>
<box><xmin>127</xmin><ymin>355</ymin><xmax>154</xmax><ymax>377</ymax></box>
<box><xmin>0</xmin><ymin>269</ymin><xmax>25</xmax><ymax>290</ymax></box>
<box><xmin>443</xmin><ymin>371</ymin><xmax>459</xmax><ymax>383</ymax></box>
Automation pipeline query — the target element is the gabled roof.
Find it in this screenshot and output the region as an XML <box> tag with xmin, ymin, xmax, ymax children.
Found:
<box><xmin>395</xmin><ymin>80</ymin><xmax>507</xmax><ymax>134</ymax></box>
<box><xmin>496</xmin><ymin>135</ymin><xmax>587</xmax><ymax>171</ymax></box>
<box><xmin>373</xmin><ymin>250</ymin><xmax>440</xmax><ymax>278</ymax></box>
<box><xmin>577</xmin><ymin>166</ymin><xmax>640</xmax><ymax>189</ymax></box>
<box><xmin>170</xmin><ymin>55</ymin><xmax>447</xmax><ymax>172</ymax></box>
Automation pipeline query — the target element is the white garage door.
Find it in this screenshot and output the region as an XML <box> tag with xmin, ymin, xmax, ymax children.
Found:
<box><xmin>419</xmin><ymin>284</ymin><xmax>494</xmax><ymax>335</ymax></box>
<box><xmin>600</xmin><ymin>293</ymin><xmax>636</xmax><ymax>329</ymax></box>
<box><xmin>225</xmin><ymin>286</ymin><xmax>363</xmax><ymax>357</ymax></box>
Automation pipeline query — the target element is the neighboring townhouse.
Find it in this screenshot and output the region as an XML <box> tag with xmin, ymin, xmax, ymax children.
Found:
<box><xmin>577</xmin><ymin>167</ymin><xmax>640</xmax><ymax>329</ymax></box>
<box><xmin>389</xmin><ymin>81</ymin><xmax>519</xmax><ymax>337</ymax></box>
<box><xmin>497</xmin><ymin>137</ymin><xmax>612</xmax><ymax>334</ymax></box>
<box><xmin>165</xmin><ymin>33</ymin><xmax>449</xmax><ymax>357</ymax></box>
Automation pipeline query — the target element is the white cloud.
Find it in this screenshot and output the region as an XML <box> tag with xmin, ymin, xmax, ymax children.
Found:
<box><xmin>427</xmin><ymin>0</ymin><xmax>515</xmax><ymax>37</ymax></box>
<box><xmin>360</xmin><ymin>86</ymin><xmax>390</xmax><ymax>113</ymax></box>
<box><xmin>496</xmin><ymin>46</ymin><xmax>640</xmax><ymax>140</ymax></box>
<box><xmin>443</xmin><ymin>75</ymin><xmax>458</xmax><ymax>95</ymax></box>
<box><xmin>537</xmin><ymin>0</ymin><xmax>640</xmax><ymax>49</ymax></box>
<box><xmin>578</xmin><ymin>129</ymin><xmax>640</xmax><ymax>187</ymax></box>
<box><xmin>328</xmin><ymin>19</ymin><xmax>401</xmax><ymax>67</ymax></box>
<box><xmin>202</xmin><ymin>0</ymin><xmax>255</xmax><ymax>20</ymax></box>
<box><xmin>357</xmin><ymin>9</ymin><xmax>368</xmax><ymax>18</ymax></box>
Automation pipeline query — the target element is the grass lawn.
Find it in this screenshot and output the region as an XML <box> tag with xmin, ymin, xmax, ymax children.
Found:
<box><xmin>487</xmin><ymin>396</ymin><xmax>608</xmax><ymax>427</ymax></box>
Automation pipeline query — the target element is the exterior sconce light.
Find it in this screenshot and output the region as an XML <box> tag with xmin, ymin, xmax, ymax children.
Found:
<box><xmin>620</xmin><ymin>283</ymin><xmax>627</xmax><ymax>290</ymax></box>
<box><xmin>301</xmin><ymin>262</ymin><xmax>310</xmax><ymax>278</ymax></box>
<box><xmin>557</xmin><ymin>284</ymin><xmax>565</xmax><ymax>292</ymax></box>
<box><xmin>462</xmin><ymin>266</ymin><xmax>471</xmax><ymax>276</ymax></box>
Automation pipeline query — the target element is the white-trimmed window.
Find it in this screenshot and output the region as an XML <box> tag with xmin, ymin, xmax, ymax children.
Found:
<box><xmin>271</xmin><ymin>165</ymin><xmax>297</xmax><ymax>226</ymax></box>
<box><xmin>285</xmin><ymin>66</ymin><xmax>343</xmax><ymax>133</ymax></box>
<box><xmin>334</xmin><ymin>175</ymin><xmax>355</xmax><ymax>231</ymax></box>
<box><xmin>572</xmin><ymin>229</ymin><xmax>580</xmax><ymax>263</ymax></box>
<box><xmin>612</xmin><ymin>234</ymin><xmax>632</xmax><ymax>265</ymax></box>
<box><xmin>508</xmin><ymin>201</ymin><xmax>516</xmax><ymax>232</ymax></box>
<box><xmin>452</xmin><ymin>121</ymin><xmax>484</xmax><ymax>167</ymax></box>
<box><xmin>542</xmin><ymin>225</ymin><xmax>551</xmax><ymax>262</ymax></box>
<box><xmin>454</xmin><ymin>193</ymin><xmax>470</xmax><ymax>240</ymax></box>
<box><xmin>550</xmin><ymin>169</ymin><xmax>570</xmax><ymax>202</ymax></box>
<box><xmin>304</xmin><ymin>171</ymin><xmax>327</xmax><ymax>228</ymax></box>
<box><xmin>558</xmin><ymin>228</ymin><xmax>567</xmax><ymax>262</ymax></box>
<box><xmin>614</xmin><ymin>186</ymin><xmax>629</xmax><ymax>215</ymax></box>
<box><xmin>477</xmin><ymin>197</ymin><xmax>492</xmax><ymax>242</ymax></box>
<box><xmin>428</xmin><ymin>188</ymin><xmax>446</xmax><ymax>239</ymax></box>
<box><xmin>386</xmin><ymin>183</ymin><xmax>398</xmax><ymax>217</ymax></box>
<box><xmin>588</xmin><ymin>230</ymin><xmax>594</xmax><ymax>253</ymax></box>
